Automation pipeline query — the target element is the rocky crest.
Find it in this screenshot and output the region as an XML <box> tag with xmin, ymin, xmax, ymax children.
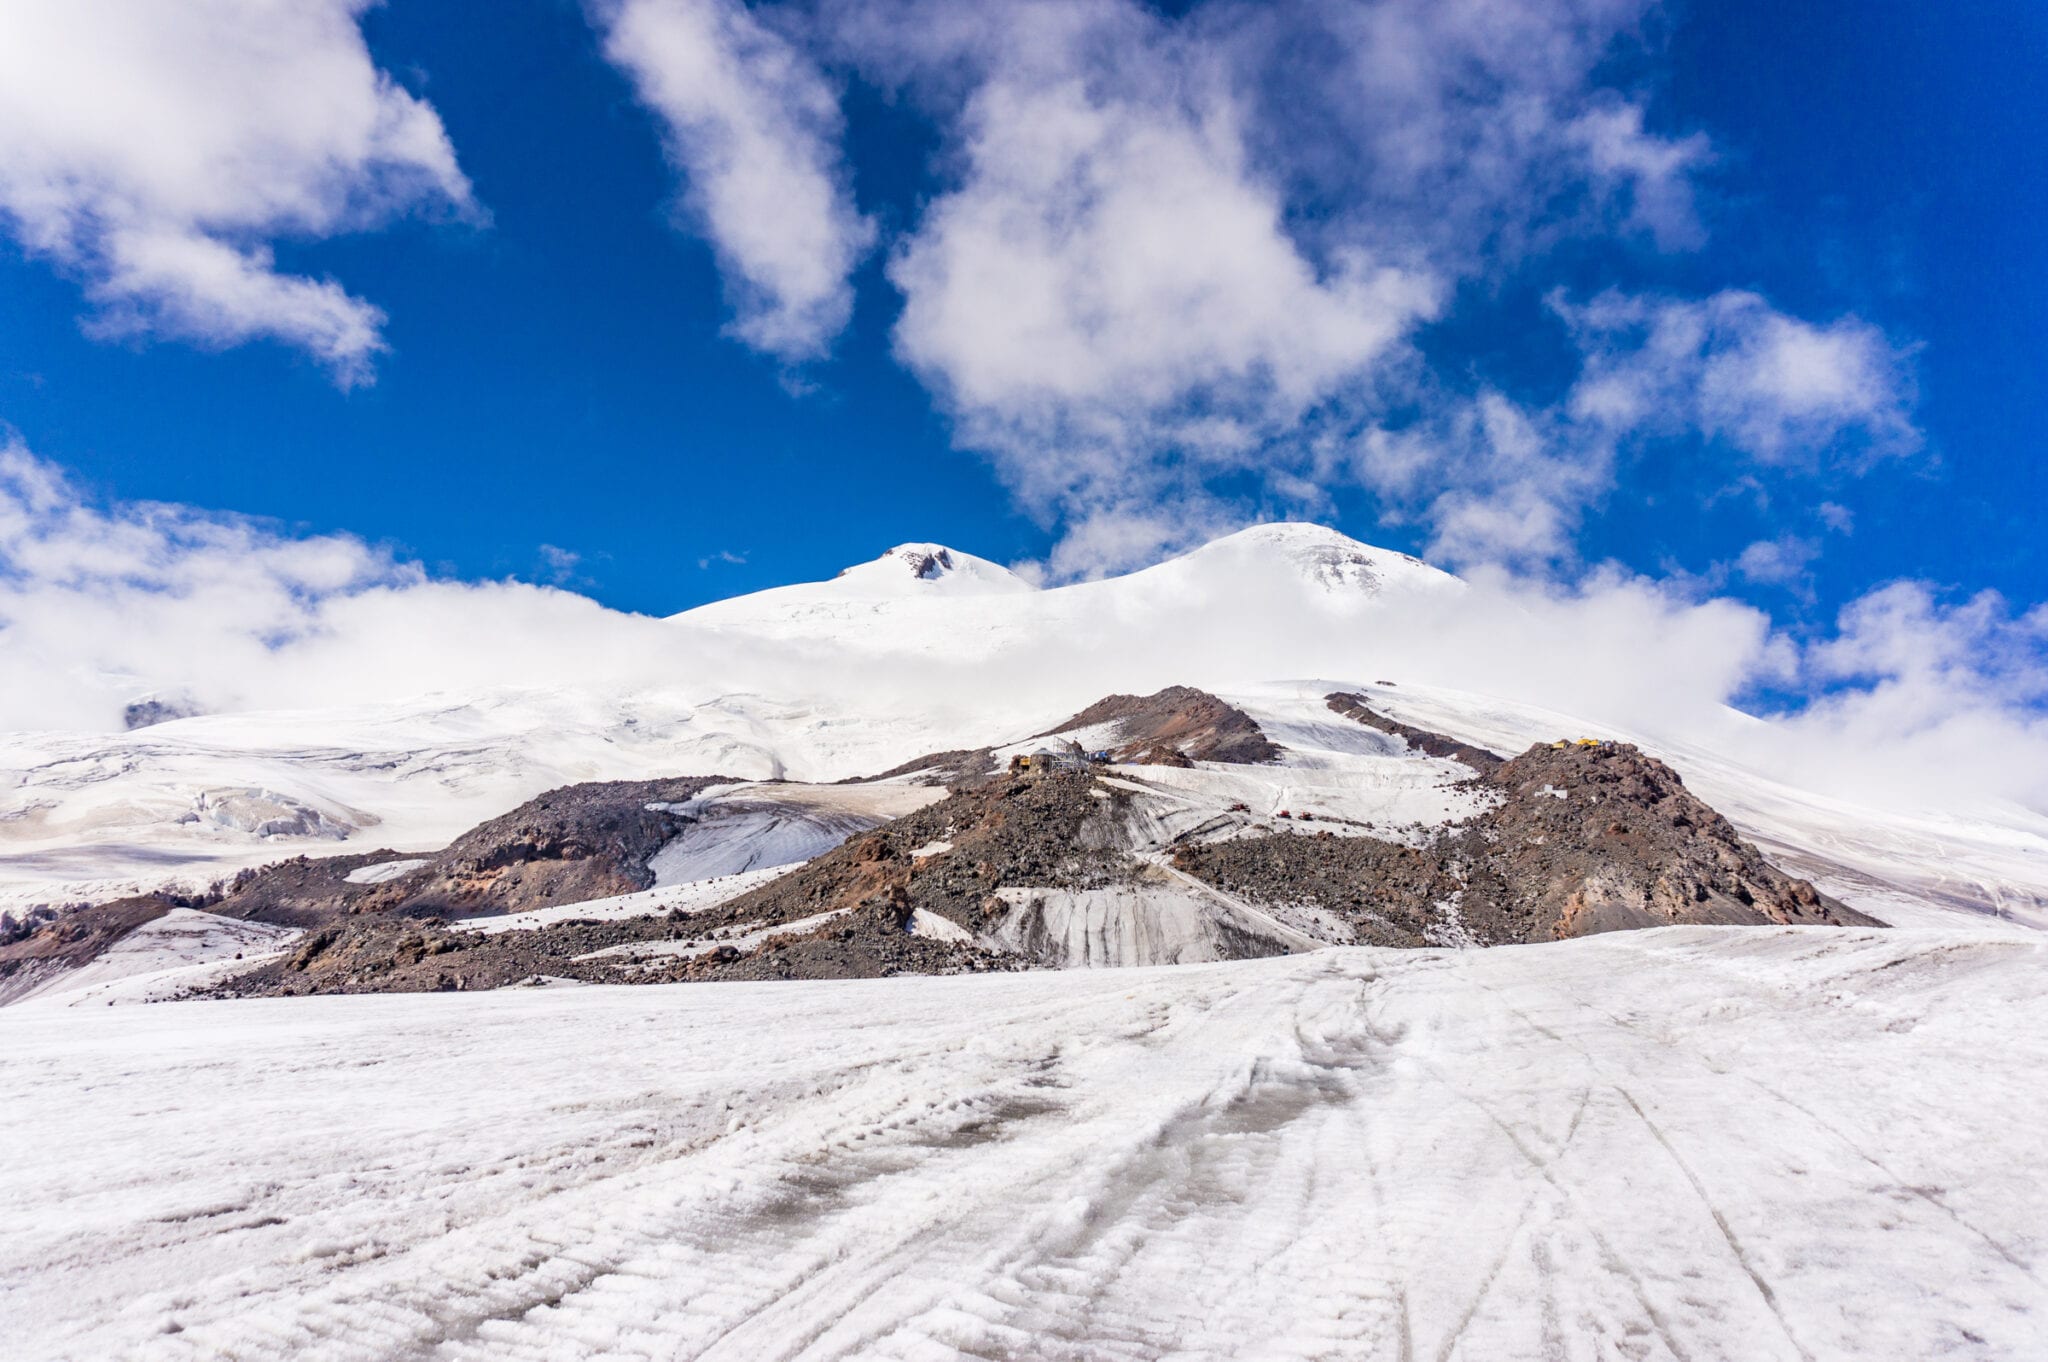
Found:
<box><xmin>1039</xmin><ymin>686</ymin><xmax>1280</xmax><ymax>764</ymax></box>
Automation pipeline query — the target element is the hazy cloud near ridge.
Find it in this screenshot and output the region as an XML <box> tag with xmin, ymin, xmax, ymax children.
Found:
<box><xmin>1</xmin><ymin>438</ymin><xmax>2042</xmax><ymax>813</ymax></box>
<box><xmin>0</xmin><ymin>0</ymin><xmax>477</xmax><ymax>384</ymax></box>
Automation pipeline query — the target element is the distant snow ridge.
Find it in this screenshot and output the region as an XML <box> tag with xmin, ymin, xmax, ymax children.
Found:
<box><xmin>823</xmin><ymin>542</ymin><xmax>1037</xmax><ymax>598</ymax></box>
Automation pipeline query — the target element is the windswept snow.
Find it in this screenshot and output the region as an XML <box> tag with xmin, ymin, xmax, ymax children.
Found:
<box><xmin>648</xmin><ymin>782</ymin><xmax>946</xmax><ymax>884</ymax></box>
<box><xmin>986</xmin><ymin>869</ymin><xmax>1328</xmax><ymax>968</ymax></box>
<box><xmin>343</xmin><ymin>858</ymin><xmax>429</xmax><ymax>885</ymax></box>
<box><xmin>4</xmin><ymin>927</ymin><xmax>2044</xmax><ymax>1359</ymax></box>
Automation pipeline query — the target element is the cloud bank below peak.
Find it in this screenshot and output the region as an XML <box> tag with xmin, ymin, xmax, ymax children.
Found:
<box><xmin>1</xmin><ymin>438</ymin><xmax>2042</xmax><ymax>815</ymax></box>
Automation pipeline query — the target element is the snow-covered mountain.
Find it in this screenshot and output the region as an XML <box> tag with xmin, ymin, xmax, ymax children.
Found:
<box><xmin>9</xmin><ymin>526</ymin><xmax>2048</xmax><ymax>1362</ymax></box>
<box><xmin>0</xmin><ymin>523</ymin><xmax>2043</xmax><ymax>931</ymax></box>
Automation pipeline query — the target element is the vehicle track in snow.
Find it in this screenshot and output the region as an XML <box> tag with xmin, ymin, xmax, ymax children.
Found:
<box><xmin>4</xmin><ymin>928</ymin><xmax>2045</xmax><ymax>1360</ymax></box>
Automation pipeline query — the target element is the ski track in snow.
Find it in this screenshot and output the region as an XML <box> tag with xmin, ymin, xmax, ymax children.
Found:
<box><xmin>4</xmin><ymin>926</ymin><xmax>2044</xmax><ymax>1361</ymax></box>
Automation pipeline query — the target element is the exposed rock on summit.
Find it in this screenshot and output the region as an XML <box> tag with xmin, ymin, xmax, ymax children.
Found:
<box><xmin>1039</xmin><ymin>686</ymin><xmax>1280</xmax><ymax>764</ymax></box>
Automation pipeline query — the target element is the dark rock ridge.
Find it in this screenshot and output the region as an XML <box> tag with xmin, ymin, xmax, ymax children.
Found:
<box><xmin>1038</xmin><ymin>686</ymin><xmax>1280</xmax><ymax>764</ymax></box>
<box><xmin>0</xmin><ymin>895</ymin><xmax>175</xmax><ymax>1003</ymax></box>
<box><xmin>843</xmin><ymin>748</ymin><xmax>999</xmax><ymax>788</ymax></box>
<box><xmin>1174</xmin><ymin>729</ymin><xmax>1876</xmax><ymax>947</ymax></box>
<box><xmin>65</xmin><ymin>686</ymin><xmax>1876</xmax><ymax>1001</ymax></box>
<box><xmin>122</xmin><ymin>693</ymin><xmax>204</xmax><ymax>730</ymax></box>
<box><xmin>1325</xmin><ymin>691</ymin><xmax>1505</xmax><ymax>774</ymax></box>
<box><xmin>715</xmin><ymin>770</ymin><xmax>1135</xmax><ymax>938</ymax></box>
<box><xmin>206</xmin><ymin>771</ymin><xmax>1122</xmax><ymax>997</ymax></box>
<box><xmin>211</xmin><ymin>775</ymin><xmax>740</xmax><ymax>927</ymax></box>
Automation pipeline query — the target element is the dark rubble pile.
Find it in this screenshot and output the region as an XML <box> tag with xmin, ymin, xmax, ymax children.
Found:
<box><xmin>1037</xmin><ymin>686</ymin><xmax>1281</xmax><ymax>764</ymax></box>
<box><xmin>209</xmin><ymin>775</ymin><xmax>741</xmax><ymax>927</ymax></box>
<box><xmin>1176</xmin><ymin>727</ymin><xmax>1875</xmax><ymax>946</ymax></box>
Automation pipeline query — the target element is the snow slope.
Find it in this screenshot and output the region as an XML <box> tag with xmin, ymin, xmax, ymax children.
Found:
<box><xmin>5</xmin><ymin>908</ymin><xmax>298</xmax><ymax>1009</ymax></box>
<box><xmin>4</xmin><ymin>927</ymin><xmax>2042</xmax><ymax>1360</ymax></box>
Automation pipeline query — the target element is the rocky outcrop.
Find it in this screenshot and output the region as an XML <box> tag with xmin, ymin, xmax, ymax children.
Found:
<box><xmin>0</xmin><ymin>895</ymin><xmax>174</xmax><ymax>1004</ymax></box>
<box><xmin>844</xmin><ymin>748</ymin><xmax>999</xmax><ymax>788</ymax></box>
<box><xmin>212</xmin><ymin>775</ymin><xmax>741</xmax><ymax>926</ymax></box>
<box><xmin>713</xmin><ymin>771</ymin><xmax>1136</xmax><ymax>938</ymax></box>
<box><xmin>177</xmin><ymin>695</ymin><xmax>1878</xmax><ymax>999</ymax></box>
<box><xmin>1176</xmin><ymin>740</ymin><xmax>1875</xmax><ymax>946</ymax></box>
<box><xmin>1040</xmin><ymin>686</ymin><xmax>1280</xmax><ymax>764</ymax></box>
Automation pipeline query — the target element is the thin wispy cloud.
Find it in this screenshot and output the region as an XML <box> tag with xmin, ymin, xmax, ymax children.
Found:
<box><xmin>593</xmin><ymin>0</ymin><xmax>874</xmax><ymax>364</ymax></box>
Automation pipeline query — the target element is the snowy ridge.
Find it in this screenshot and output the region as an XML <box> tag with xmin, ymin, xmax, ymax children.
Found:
<box><xmin>5</xmin><ymin>927</ymin><xmax>2043</xmax><ymax>1358</ymax></box>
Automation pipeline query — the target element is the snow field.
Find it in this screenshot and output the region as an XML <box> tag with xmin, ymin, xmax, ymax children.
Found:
<box><xmin>3</xmin><ymin>926</ymin><xmax>2043</xmax><ymax>1360</ymax></box>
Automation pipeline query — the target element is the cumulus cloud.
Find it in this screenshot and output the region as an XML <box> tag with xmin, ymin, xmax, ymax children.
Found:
<box><xmin>0</xmin><ymin>0</ymin><xmax>476</xmax><ymax>383</ymax></box>
<box><xmin>1770</xmin><ymin>583</ymin><xmax>2048</xmax><ymax>809</ymax></box>
<box><xmin>0</xmin><ymin>440</ymin><xmax>683</xmax><ymax>730</ymax></box>
<box><xmin>594</xmin><ymin>0</ymin><xmax>874</xmax><ymax>363</ymax></box>
<box><xmin>809</xmin><ymin>0</ymin><xmax>1902</xmax><ymax>574</ymax></box>
<box><xmin>882</xmin><ymin>16</ymin><xmax>1440</xmax><ymax>513</ymax></box>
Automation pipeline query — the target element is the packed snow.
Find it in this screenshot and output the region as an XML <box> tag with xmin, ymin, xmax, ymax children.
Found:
<box><xmin>343</xmin><ymin>858</ymin><xmax>429</xmax><ymax>885</ymax></box>
<box><xmin>4</xmin><ymin>927</ymin><xmax>2043</xmax><ymax>1359</ymax></box>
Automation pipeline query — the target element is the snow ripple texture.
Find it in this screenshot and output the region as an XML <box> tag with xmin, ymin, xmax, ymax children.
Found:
<box><xmin>3</xmin><ymin>926</ymin><xmax>2043</xmax><ymax>1360</ymax></box>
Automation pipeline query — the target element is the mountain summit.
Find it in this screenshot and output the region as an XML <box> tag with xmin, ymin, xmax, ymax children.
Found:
<box><xmin>830</xmin><ymin>543</ymin><xmax>1037</xmax><ymax>597</ymax></box>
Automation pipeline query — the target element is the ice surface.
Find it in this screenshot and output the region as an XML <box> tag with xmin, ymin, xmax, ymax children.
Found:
<box><xmin>3</xmin><ymin>927</ymin><xmax>2042</xmax><ymax>1359</ymax></box>
<box><xmin>343</xmin><ymin>858</ymin><xmax>429</xmax><ymax>885</ymax></box>
<box><xmin>648</xmin><ymin>782</ymin><xmax>945</xmax><ymax>885</ymax></box>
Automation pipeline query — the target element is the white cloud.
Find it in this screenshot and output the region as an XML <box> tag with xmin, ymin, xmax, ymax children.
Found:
<box><xmin>1566</xmin><ymin>99</ymin><xmax>1711</xmax><ymax>249</ymax></box>
<box><xmin>1735</xmin><ymin>534</ymin><xmax>1821</xmax><ymax>588</ymax></box>
<box><xmin>594</xmin><ymin>0</ymin><xmax>874</xmax><ymax>363</ymax></box>
<box><xmin>1770</xmin><ymin>582</ymin><xmax>2048</xmax><ymax>809</ymax></box>
<box><xmin>1563</xmin><ymin>289</ymin><xmax>1919</xmax><ymax>464</ymax></box>
<box><xmin>0</xmin><ymin>0</ymin><xmax>475</xmax><ymax>383</ymax></box>
<box><xmin>812</xmin><ymin>0</ymin><xmax>1752</xmax><ymax>569</ymax></box>
<box><xmin>885</xmin><ymin>36</ymin><xmax>1440</xmax><ymax>510</ymax></box>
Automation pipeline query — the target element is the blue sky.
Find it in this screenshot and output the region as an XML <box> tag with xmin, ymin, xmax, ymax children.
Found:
<box><xmin>0</xmin><ymin>0</ymin><xmax>2040</xmax><ymax>638</ymax></box>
